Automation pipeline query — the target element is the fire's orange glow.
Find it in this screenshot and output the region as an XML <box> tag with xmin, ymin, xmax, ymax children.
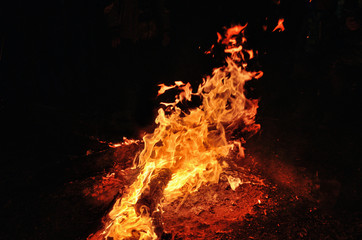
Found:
<box><xmin>273</xmin><ymin>18</ymin><xmax>285</xmax><ymax>32</ymax></box>
<box><xmin>94</xmin><ymin>137</ymin><xmax>140</xmax><ymax>149</ymax></box>
<box><xmin>111</xmin><ymin>138</ymin><xmax>141</xmax><ymax>147</ymax></box>
<box><xmin>90</xmin><ymin>25</ymin><xmax>262</xmax><ymax>240</ymax></box>
<box><xmin>204</xmin><ymin>44</ymin><xmax>215</xmax><ymax>54</ymax></box>
<box><xmin>217</xmin><ymin>32</ymin><xmax>223</xmax><ymax>43</ymax></box>
<box><xmin>222</xmin><ymin>24</ymin><xmax>247</xmax><ymax>44</ymax></box>
<box><xmin>246</xmin><ymin>49</ymin><xmax>254</xmax><ymax>59</ymax></box>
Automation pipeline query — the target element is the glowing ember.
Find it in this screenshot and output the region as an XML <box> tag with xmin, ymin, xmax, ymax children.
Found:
<box><xmin>89</xmin><ymin>25</ymin><xmax>262</xmax><ymax>240</ymax></box>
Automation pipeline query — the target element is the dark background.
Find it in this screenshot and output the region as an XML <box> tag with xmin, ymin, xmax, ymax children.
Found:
<box><xmin>1</xmin><ymin>0</ymin><xmax>361</xmax><ymax>239</ymax></box>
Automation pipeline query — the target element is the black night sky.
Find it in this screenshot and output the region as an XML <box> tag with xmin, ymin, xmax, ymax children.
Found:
<box><xmin>1</xmin><ymin>0</ymin><xmax>361</xmax><ymax>239</ymax></box>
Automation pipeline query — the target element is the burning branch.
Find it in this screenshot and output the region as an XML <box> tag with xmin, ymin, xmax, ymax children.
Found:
<box><xmin>135</xmin><ymin>168</ymin><xmax>172</xmax><ymax>237</ymax></box>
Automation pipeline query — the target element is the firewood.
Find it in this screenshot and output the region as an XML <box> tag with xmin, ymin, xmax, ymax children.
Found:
<box><xmin>135</xmin><ymin>168</ymin><xmax>172</xmax><ymax>237</ymax></box>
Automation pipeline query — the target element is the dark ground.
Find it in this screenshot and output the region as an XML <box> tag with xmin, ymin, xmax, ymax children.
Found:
<box><xmin>1</xmin><ymin>0</ymin><xmax>361</xmax><ymax>239</ymax></box>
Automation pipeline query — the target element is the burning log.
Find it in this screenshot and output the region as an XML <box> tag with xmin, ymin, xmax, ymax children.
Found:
<box><xmin>135</xmin><ymin>168</ymin><xmax>172</xmax><ymax>238</ymax></box>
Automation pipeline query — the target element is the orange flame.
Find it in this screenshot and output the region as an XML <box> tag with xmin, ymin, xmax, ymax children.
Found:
<box><xmin>221</xmin><ymin>24</ymin><xmax>247</xmax><ymax>44</ymax></box>
<box><xmin>90</xmin><ymin>25</ymin><xmax>262</xmax><ymax>240</ymax></box>
<box><xmin>272</xmin><ymin>18</ymin><xmax>285</xmax><ymax>32</ymax></box>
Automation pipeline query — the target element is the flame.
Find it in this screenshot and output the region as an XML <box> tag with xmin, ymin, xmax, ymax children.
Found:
<box><xmin>91</xmin><ymin>25</ymin><xmax>262</xmax><ymax>239</ymax></box>
<box><xmin>272</xmin><ymin>18</ymin><xmax>285</xmax><ymax>32</ymax></box>
<box><xmin>93</xmin><ymin>136</ymin><xmax>140</xmax><ymax>149</ymax></box>
<box><xmin>221</xmin><ymin>24</ymin><xmax>247</xmax><ymax>44</ymax></box>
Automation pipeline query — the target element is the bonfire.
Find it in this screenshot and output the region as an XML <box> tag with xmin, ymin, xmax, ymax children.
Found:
<box><xmin>86</xmin><ymin>24</ymin><xmax>312</xmax><ymax>240</ymax></box>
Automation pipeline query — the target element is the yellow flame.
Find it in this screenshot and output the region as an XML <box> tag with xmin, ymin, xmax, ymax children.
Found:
<box><xmin>94</xmin><ymin>25</ymin><xmax>262</xmax><ymax>239</ymax></box>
